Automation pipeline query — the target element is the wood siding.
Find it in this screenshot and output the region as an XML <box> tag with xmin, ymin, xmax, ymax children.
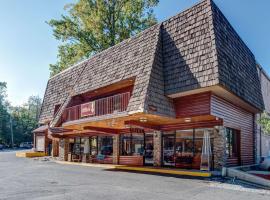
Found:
<box><xmin>174</xmin><ymin>92</ymin><xmax>211</xmax><ymax>118</ymax></box>
<box><xmin>211</xmin><ymin>95</ymin><xmax>254</xmax><ymax>166</ymax></box>
<box><xmin>119</xmin><ymin>156</ymin><xmax>144</xmax><ymax>166</ymax></box>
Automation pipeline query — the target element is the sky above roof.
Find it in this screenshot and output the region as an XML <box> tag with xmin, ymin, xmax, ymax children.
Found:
<box><xmin>0</xmin><ymin>0</ymin><xmax>269</xmax><ymax>106</ymax></box>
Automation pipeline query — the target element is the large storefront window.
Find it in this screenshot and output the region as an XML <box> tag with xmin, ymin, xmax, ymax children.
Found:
<box><xmin>121</xmin><ymin>133</ymin><xmax>144</xmax><ymax>156</ymax></box>
<box><xmin>225</xmin><ymin>128</ymin><xmax>240</xmax><ymax>158</ymax></box>
<box><xmin>163</xmin><ymin>129</ymin><xmax>214</xmax><ymax>170</ymax></box>
<box><xmin>98</xmin><ymin>136</ymin><xmax>113</xmax><ymax>156</ymax></box>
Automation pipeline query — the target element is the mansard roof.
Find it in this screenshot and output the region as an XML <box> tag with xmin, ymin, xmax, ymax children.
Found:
<box><xmin>39</xmin><ymin>0</ymin><xmax>264</xmax><ymax>124</ymax></box>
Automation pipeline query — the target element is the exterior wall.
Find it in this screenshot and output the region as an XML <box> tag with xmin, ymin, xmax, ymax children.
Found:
<box><xmin>174</xmin><ymin>92</ymin><xmax>211</xmax><ymax>118</ymax></box>
<box><xmin>211</xmin><ymin>95</ymin><xmax>254</xmax><ymax>166</ymax></box>
<box><xmin>256</xmin><ymin>67</ymin><xmax>270</xmax><ymax>161</ymax></box>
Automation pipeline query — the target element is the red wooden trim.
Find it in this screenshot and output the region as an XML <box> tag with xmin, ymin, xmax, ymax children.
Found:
<box><xmin>83</xmin><ymin>126</ymin><xmax>120</xmax><ymax>134</ymax></box>
<box><xmin>174</xmin><ymin>92</ymin><xmax>211</xmax><ymax>118</ymax></box>
<box><xmin>119</xmin><ymin>156</ymin><xmax>144</xmax><ymax>166</ymax></box>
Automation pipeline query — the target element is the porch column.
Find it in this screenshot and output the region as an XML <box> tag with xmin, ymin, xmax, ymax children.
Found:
<box><xmin>213</xmin><ymin>126</ymin><xmax>227</xmax><ymax>169</ymax></box>
<box><xmin>51</xmin><ymin>139</ymin><xmax>59</xmax><ymax>157</ymax></box>
<box><xmin>113</xmin><ymin>135</ymin><xmax>120</xmax><ymax>165</ymax></box>
<box><xmin>59</xmin><ymin>138</ymin><xmax>69</xmax><ymax>161</ymax></box>
<box><xmin>153</xmin><ymin>131</ymin><xmax>162</xmax><ymax>167</ymax></box>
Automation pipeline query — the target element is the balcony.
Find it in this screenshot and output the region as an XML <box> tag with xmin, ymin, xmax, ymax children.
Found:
<box><xmin>61</xmin><ymin>92</ymin><xmax>131</xmax><ymax>123</ymax></box>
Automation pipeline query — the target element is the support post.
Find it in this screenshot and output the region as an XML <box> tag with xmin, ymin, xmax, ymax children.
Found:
<box><xmin>52</xmin><ymin>139</ymin><xmax>59</xmax><ymax>157</ymax></box>
<box><xmin>113</xmin><ymin>135</ymin><xmax>120</xmax><ymax>165</ymax></box>
<box><xmin>59</xmin><ymin>138</ymin><xmax>69</xmax><ymax>161</ymax></box>
<box><xmin>153</xmin><ymin>131</ymin><xmax>162</xmax><ymax>167</ymax></box>
<box><xmin>213</xmin><ymin>126</ymin><xmax>227</xmax><ymax>169</ymax></box>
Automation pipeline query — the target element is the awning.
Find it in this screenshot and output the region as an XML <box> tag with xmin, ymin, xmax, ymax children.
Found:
<box><xmin>32</xmin><ymin>125</ymin><xmax>48</xmax><ymax>133</ymax></box>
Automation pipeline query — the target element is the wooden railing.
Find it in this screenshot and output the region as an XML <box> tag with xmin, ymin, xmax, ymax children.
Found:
<box><xmin>62</xmin><ymin>92</ymin><xmax>130</xmax><ymax>123</ymax></box>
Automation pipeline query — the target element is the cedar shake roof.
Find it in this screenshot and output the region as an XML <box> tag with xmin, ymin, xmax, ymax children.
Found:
<box><xmin>39</xmin><ymin>0</ymin><xmax>264</xmax><ymax>124</ymax></box>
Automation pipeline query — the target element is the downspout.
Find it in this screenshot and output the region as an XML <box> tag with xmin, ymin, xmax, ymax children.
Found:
<box><xmin>259</xmin><ymin>66</ymin><xmax>263</xmax><ymax>162</ymax></box>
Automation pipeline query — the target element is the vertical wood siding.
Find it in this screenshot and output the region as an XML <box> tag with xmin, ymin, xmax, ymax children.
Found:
<box><xmin>174</xmin><ymin>92</ymin><xmax>211</xmax><ymax>118</ymax></box>
<box><xmin>211</xmin><ymin>95</ymin><xmax>254</xmax><ymax>166</ymax></box>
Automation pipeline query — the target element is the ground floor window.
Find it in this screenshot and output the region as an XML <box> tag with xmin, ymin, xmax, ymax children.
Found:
<box><xmin>120</xmin><ymin>133</ymin><xmax>144</xmax><ymax>156</ymax></box>
<box><xmin>163</xmin><ymin>128</ymin><xmax>214</xmax><ymax>170</ymax></box>
<box><xmin>98</xmin><ymin>136</ymin><xmax>113</xmax><ymax>156</ymax></box>
<box><xmin>225</xmin><ymin>128</ymin><xmax>240</xmax><ymax>158</ymax></box>
<box><xmin>69</xmin><ymin>136</ymin><xmax>113</xmax><ymax>156</ymax></box>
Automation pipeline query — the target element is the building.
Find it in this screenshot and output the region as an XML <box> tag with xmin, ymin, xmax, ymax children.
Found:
<box><xmin>33</xmin><ymin>0</ymin><xmax>265</xmax><ymax>170</ymax></box>
<box><xmin>257</xmin><ymin>64</ymin><xmax>270</xmax><ymax>161</ymax></box>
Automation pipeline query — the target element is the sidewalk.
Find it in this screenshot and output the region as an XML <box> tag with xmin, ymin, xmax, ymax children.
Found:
<box><xmin>54</xmin><ymin>160</ymin><xmax>211</xmax><ymax>177</ymax></box>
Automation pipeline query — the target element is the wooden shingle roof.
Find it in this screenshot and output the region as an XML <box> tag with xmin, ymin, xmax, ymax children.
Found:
<box><xmin>39</xmin><ymin>0</ymin><xmax>264</xmax><ymax>124</ymax></box>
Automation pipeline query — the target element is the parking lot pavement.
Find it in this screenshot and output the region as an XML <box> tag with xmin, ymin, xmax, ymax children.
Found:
<box><xmin>0</xmin><ymin>151</ymin><xmax>269</xmax><ymax>200</ymax></box>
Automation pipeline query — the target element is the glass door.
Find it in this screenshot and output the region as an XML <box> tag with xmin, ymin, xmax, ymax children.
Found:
<box><xmin>163</xmin><ymin>134</ymin><xmax>175</xmax><ymax>166</ymax></box>
<box><xmin>144</xmin><ymin>134</ymin><xmax>154</xmax><ymax>165</ymax></box>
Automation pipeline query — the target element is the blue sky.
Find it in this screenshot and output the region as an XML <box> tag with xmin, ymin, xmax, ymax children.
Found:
<box><xmin>0</xmin><ymin>0</ymin><xmax>269</xmax><ymax>106</ymax></box>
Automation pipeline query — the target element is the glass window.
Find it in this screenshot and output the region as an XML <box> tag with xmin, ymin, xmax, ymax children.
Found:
<box><xmin>226</xmin><ymin>128</ymin><xmax>239</xmax><ymax>158</ymax></box>
<box><xmin>98</xmin><ymin>136</ymin><xmax>113</xmax><ymax>156</ymax></box>
<box><xmin>73</xmin><ymin>137</ymin><xmax>81</xmax><ymax>155</ymax></box>
<box><xmin>90</xmin><ymin>136</ymin><xmax>98</xmax><ymax>156</ymax></box>
<box><xmin>121</xmin><ymin>133</ymin><xmax>144</xmax><ymax>156</ymax></box>
<box><xmin>163</xmin><ymin>134</ymin><xmax>175</xmax><ymax>166</ymax></box>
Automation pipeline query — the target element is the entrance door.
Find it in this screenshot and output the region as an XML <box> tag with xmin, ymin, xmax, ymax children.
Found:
<box><xmin>163</xmin><ymin>134</ymin><xmax>175</xmax><ymax>166</ymax></box>
<box><xmin>144</xmin><ymin>134</ymin><xmax>154</xmax><ymax>165</ymax></box>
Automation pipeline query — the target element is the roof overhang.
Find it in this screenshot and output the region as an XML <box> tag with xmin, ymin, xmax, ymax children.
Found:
<box><xmin>168</xmin><ymin>85</ymin><xmax>261</xmax><ymax>113</ymax></box>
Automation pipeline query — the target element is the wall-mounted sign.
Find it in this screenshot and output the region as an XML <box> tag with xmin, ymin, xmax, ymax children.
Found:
<box><xmin>81</xmin><ymin>102</ymin><xmax>95</xmax><ymax>117</ymax></box>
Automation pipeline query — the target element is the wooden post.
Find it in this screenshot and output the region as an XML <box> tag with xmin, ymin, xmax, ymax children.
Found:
<box><xmin>113</xmin><ymin>135</ymin><xmax>120</xmax><ymax>165</ymax></box>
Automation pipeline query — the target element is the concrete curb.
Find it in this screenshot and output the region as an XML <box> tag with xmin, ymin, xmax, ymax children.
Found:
<box><xmin>226</xmin><ymin>165</ymin><xmax>270</xmax><ymax>188</ymax></box>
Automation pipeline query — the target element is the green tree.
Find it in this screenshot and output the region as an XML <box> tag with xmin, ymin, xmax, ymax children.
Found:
<box><xmin>258</xmin><ymin>112</ymin><xmax>270</xmax><ymax>135</ymax></box>
<box><xmin>48</xmin><ymin>0</ymin><xmax>159</xmax><ymax>76</ymax></box>
<box><xmin>0</xmin><ymin>82</ymin><xmax>11</xmax><ymax>145</ymax></box>
<box><xmin>11</xmin><ymin>96</ymin><xmax>42</xmax><ymax>145</ymax></box>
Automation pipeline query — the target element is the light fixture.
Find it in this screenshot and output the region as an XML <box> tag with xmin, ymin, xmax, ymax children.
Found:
<box><xmin>184</xmin><ymin>118</ymin><xmax>191</xmax><ymax>123</ymax></box>
<box><xmin>139</xmin><ymin>117</ymin><xmax>147</xmax><ymax>123</ymax></box>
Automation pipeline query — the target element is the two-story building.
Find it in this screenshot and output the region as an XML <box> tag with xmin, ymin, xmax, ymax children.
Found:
<box><xmin>33</xmin><ymin>0</ymin><xmax>265</xmax><ymax>171</ymax></box>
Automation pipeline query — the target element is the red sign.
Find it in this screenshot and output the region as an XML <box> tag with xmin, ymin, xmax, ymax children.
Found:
<box><xmin>81</xmin><ymin>102</ymin><xmax>95</xmax><ymax>117</ymax></box>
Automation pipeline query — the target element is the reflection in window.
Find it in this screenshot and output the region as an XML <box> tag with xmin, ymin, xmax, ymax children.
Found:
<box><xmin>226</xmin><ymin>128</ymin><xmax>239</xmax><ymax>158</ymax></box>
<box><xmin>121</xmin><ymin>133</ymin><xmax>144</xmax><ymax>156</ymax></box>
<box><xmin>98</xmin><ymin>136</ymin><xmax>113</xmax><ymax>156</ymax></box>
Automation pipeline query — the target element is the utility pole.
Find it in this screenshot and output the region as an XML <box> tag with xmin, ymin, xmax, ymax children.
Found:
<box><xmin>9</xmin><ymin>115</ymin><xmax>14</xmax><ymax>148</ymax></box>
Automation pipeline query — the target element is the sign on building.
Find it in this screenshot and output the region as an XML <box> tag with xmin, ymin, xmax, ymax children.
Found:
<box><xmin>81</xmin><ymin>102</ymin><xmax>95</xmax><ymax>117</ymax></box>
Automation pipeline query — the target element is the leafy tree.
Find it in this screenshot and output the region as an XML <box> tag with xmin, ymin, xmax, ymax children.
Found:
<box><xmin>48</xmin><ymin>0</ymin><xmax>159</xmax><ymax>76</ymax></box>
<box><xmin>258</xmin><ymin>112</ymin><xmax>270</xmax><ymax>135</ymax></box>
<box><xmin>11</xmin><ymin>96</ymin><xmax>42</xmax><ymax>145</ymax></box>
<box><xmin>0</xmin><ymin>82</ymin><xmax>10</xmax><ymax>145</ymax></box>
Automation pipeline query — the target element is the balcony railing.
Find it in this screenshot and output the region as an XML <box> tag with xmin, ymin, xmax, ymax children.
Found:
<box><xmin>62</xmin><ymin>92</ymin><xmax>131</xmax><ymax>123</ymax></box>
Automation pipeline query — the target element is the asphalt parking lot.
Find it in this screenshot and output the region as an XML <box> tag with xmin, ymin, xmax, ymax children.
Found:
<box><xmin>0</xmin><ymin>150</ymin><xmax>269</xmax><ymax>200</ymax></box>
